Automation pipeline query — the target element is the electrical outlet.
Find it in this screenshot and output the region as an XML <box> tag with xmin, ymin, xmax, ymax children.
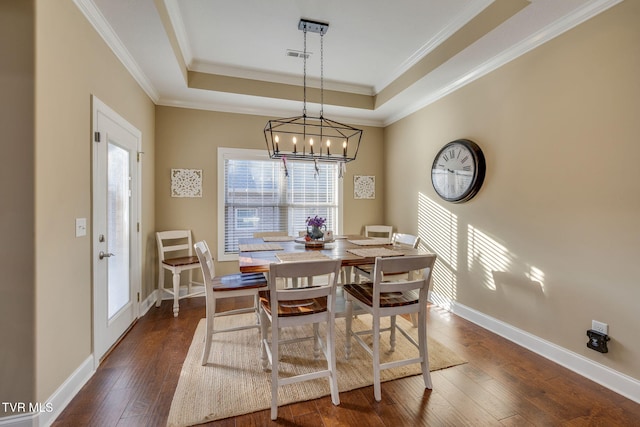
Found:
<box><xmin>592</xmin><ymin>320</ymin><xmax>608</xmax><ymax>335</ymax></box>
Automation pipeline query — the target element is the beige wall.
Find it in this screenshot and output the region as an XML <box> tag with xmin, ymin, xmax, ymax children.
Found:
<box><xmin>0</xmin><ymin>0</ymin><xmax>35</xmax><ymax>412</ymax></box>
<box><xmin>385</xmin><ymin>1</ymin><xmax>640</xmax><ymax>379</ymax></box>
<box><xmin>34</xmin><ymin>0</ymin><xmax>156</xmax><ymax>403</ymax></box>
<box><xmin>155</xmin><ymin>106</ymin><xmax>384</xmax><ymax>276</ymax></box>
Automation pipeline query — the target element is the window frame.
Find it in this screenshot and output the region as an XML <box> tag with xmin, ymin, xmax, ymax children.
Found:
<box><xmin>217</xmin><ymin>147</ymin><xmax>344</xmax><ymax>261</ymax></box>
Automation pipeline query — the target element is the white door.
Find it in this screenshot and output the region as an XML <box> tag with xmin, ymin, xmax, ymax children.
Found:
<box><xmin>92</xmin><ymin>96</ymin><xmax>141</xmax><ymax>364</ymax></box>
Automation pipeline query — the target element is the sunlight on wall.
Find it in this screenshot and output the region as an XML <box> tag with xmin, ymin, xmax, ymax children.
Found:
<box><xmin>418</xmin><ymin>193</ymin><xmax>458</xmax><ymax>309</ymax></box>
<box><xmin>417</xmin><ymin>193</ymin><xmax>546</xmax><ymax>309</ymax></box>
<box><xmin>527</xmin><ymin>265</ymin><xmax>546</xmax><ymax>293</ymax></box>
<box><xmin>467</xmin><ymin>225</ymin><xmax>512</xmax><ymax>290</ymax></box>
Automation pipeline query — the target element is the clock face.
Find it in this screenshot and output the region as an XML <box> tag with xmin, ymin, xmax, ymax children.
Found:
<box><xmin>431</xmin><ymin>139</ymin><xmax>485</xmax><ymax>203</ymax></box>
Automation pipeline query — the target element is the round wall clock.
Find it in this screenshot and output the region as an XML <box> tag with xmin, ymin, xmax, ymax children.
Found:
<box><xmin>431</xmin><ymin>139</ymin><xmax>486</xmax><ymax>203</ymax></box>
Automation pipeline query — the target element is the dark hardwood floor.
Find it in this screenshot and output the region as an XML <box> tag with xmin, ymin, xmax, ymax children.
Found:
<box><xmin>53</xmin><ymin>297</ymin><xmax>640</xmax><ymax>426</ymax></box>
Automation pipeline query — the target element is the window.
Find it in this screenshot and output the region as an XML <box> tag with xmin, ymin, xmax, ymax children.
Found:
<box><xmin>218</xmin><ymin>148</ymin><xmax>342</xmax><ymax>260</ymax></box>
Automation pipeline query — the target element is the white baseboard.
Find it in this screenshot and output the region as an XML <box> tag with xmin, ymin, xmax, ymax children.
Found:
<box><xmin>0</xmin><ymin>290</ymin><xmax>193</xmax><ymax>427</ymax></box>
<box><xmin>139</xmin><ymin>290</ymin><xmax>157</xmax><ymax>316</ymax></box>
<box><xmin>431</xmin><ymin>292</ymin><xmax>640</xmax><ymax>404</ymax></box>
<box><xmin>0</xmin><ymin>356</ymin><xmax>95</xmax><ymax>427</ymax></box>
<box><xmin>0</xmin><ymin>413</ymin><xmax>34</xmax><ymax>427</ymax></box>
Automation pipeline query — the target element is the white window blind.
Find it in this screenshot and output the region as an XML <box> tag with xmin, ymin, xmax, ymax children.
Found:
<box><xmin>220</xmin><ymin>148</ymin><xmax>340</xmax><ymax>255</ymax></box>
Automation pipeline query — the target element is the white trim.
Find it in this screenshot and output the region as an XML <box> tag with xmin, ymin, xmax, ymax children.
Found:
<box><xmin>91</xmin><ymin>95</ymin><xmax>143</xmax><ymax>367</ymax></box>
<box><xmin>0</xmin><ymin>356</ymin><xmax>96</xmax><ymax>427</ymax></box>
<box><xmin>139</xmin><ymin>290</ymin><xmax>159</xmax><ymax>317</ymax></box>
<box><xmin>430</xmin><ymin>291</ymin><xmax>640</xmax><ymax>404</ymax></box>
<box><xmin>72</xmin><ymin>0</ymin><xmax>159</xmax><ymax>102</ymax></box>
<box><xmin>374</xmin><ymin>0</ymin><xmax>494</xmax><ymax>94</ymax></box>
<box><xmin>0</xmin><ymin>413</ymin><xmax>34</xmax><ymax>427</ymax></box>
<box><xmin>383</xmin><ymin>0</ymin><xmax>624</xmax><ymax>126</ymax></box>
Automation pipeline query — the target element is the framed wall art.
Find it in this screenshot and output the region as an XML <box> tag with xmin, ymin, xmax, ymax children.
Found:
<box><xmin>171</xmin><ymin>168</ymin><xmax>202</xmax><ymax>198</ymax></box>
<box><xmin>354</xmin><ymin>175</ymin><xmax>375</xmax><ymax>199</ymax></box>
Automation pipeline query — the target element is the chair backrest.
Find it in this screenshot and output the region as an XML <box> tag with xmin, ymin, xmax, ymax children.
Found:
<box><xmin>253</xmin><ymin>231</ymin><xmax>288</xmax><ymax>238</ymax></box>
<box><xmin>157</xmin><ymin>230</ymin><xmax>194</xmax><ymax>262</ymax></box>
<box><xmin>371</xmin><ymin>254</ymin><xmax>437</xmax><ymax>305</ymax></box>
<box><xmin>268</xmin><ymin>259</ymin><xmax>342</xmax><ymax>320</ymax></box>
<box><xmin>194</xmin><ymin>241</ymin><xmax>215</xmax><ymax>286</ymax></box>
<box><xmin>364</xmin><ymin>225</ymin><xmax>393</xmax><ymax>242</ymax></box>
<box><xmin>392</xmin><ymin>233</ymin><xmax>420</xmax><ymax>249</ymax></box>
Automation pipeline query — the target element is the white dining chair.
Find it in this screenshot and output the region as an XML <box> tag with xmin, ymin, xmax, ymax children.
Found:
<box><xmin>343</xmin><ymin>253</ymin><xmax>437</xmax><ymax>401</ymax></box>
<box><xmin>354</xmin><ymin>232</ymin><xmax>421</xmax><ymax>283</ymax></box>
<box><xmin>194</xmin><ymin>240</ymin><xmax>268</xmax><ymax>366</ymax></box>
<box><xmin>259</xmin><ymin>258</ymin><xmax>342</xmax><ymax>420</ymax></box>
<box><xmin>156</xmin><ymin>230</ymin><xmax>203</xmax><ymax>317</ymax></box>
<box><xmin>364</xmin><ymin>225</ymin><xmax>393</xmax><ymax>242</ymax></box>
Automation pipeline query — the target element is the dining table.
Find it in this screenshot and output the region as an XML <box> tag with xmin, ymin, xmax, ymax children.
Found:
<box><xmin>238</xmin><ymin>234</ymin><xmax>426</xmax><ymax>273</ymax></box>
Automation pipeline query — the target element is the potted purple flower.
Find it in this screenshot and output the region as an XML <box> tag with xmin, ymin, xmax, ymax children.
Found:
<box><xmin>306</xmin><ymin>215</ymin><xmax>327</xmax><ymax>240</ymax></box>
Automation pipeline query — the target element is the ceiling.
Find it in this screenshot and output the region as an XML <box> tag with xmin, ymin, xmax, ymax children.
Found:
<box><xmin>76</xmin><ymin>0</ymin><xmax>620</xmax><ymax>127</ymax></box>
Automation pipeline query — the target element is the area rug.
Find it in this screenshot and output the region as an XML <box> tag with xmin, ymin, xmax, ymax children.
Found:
<box><xmin>167</xmin><ymin>313</ymin><xmax>466</xmax><ymax>426</ymax></box>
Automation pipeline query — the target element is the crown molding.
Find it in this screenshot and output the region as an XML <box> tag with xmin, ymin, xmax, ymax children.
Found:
<box><xmin>383</xmin><ymin>0</ymin><xmax>624</xmax><ymax>126</ymax></box>
<box><xmin>73</xmin><ymin>0</ymin><xmax>160</xmax><ymax>102</ymax></box>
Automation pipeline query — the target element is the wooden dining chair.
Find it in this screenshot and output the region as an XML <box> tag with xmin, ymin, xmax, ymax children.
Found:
<box><xmin>259</xmin><ymin>258</ymin><xmax>342</xmax><ymax>420</ymax></box>
<box><xmin>354</xmin><ymin>232</ymin><xmax>421</xmax><ymax>283</ymax></box>
<box><xmin>343</xmin><ymin>253</ymin><xmax>437</xmax><ymax>401</ymax></box>
<box><xmin>194</xmin><ymin>241</ymin><xmax>268</xmax><ymax>366</ymax></box>
<box><xmin>156</xmin><ymin>230</ymin><xmax>204</xmax><ymax>317</ymax></box>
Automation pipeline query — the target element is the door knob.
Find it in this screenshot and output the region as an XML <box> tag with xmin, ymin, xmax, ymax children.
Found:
<box><xmin>99</xmin><ymin>251</ymin><xmax>115</xmax><ymax>260</ymax></box>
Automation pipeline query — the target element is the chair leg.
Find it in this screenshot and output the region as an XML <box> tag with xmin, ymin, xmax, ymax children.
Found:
<box><xmin>270</xmin><ymin>321</ymin><xmax>279</xmax><ymax>421</ymax></box>
<box><xmin>345</xmin><ymin>300</ymin><xmax>353</xmax><ymax>359</ymax></box>
<box><xmin>418</xmin><ymin>307</ymin><xmax>432</xmax><ymax>389</ymax></box>
<box><xmin>201</xmin><ymin>295</ymin><xmax>216</xmax><ymax>366</ymax></box>
<box><xmin>172</xmin><ymin>271</ymin><xmax>181</xmax><ymax>317</ymax></box>
<box><xmin>260</xmin><ymin>308</ymin><xmax>269</xmax><ymax>371</ymax></box>
<box><xmin>313</xmin><ymin>323</ymin><xmax>320</xmax><ymax>359</ymax></box>
<box><xmin>327</xmin><ymin>314</ymin><xmax>340</xmax><ymax>406</ymax></box>
<box><xmin>156</xmin><ymin>267</ymin><xmax>164</xmax><ymax>307</ymax></box>
<box><xmin>253</xmin><ymin>294</ymin><xmax>261</xmax><ymax>326</ymax></box>
<box><xmin>390</xmin><ymin>315</ymin><xmax>397</xmax><ymax>352</ymax></box>
<box><xmin>372</xmin><ymin>315</ymin><xmax>382</xmax><ymax>402</ymax></box>
<box><xmin>410</xmin><ymin>312</ymin><xmax>418</xmax><ymax>327</ymax></box>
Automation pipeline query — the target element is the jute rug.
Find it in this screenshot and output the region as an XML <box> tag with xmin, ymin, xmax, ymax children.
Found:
<box><xmin>167</xmin><ymin>313</ymin><xmax>466</xmax><ymax>426</ymax></box>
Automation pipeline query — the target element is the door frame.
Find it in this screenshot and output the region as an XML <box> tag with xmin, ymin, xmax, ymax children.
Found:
<box><xmin>91</xmin><ymin>95</ymin><xmax>142</xmax><ymax>367</ymax></box>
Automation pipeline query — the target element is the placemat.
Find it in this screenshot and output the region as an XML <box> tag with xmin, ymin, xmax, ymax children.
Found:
<box><xmin>347</xmin><ymin>247</ymin><xmax>405</xmax><ymax>258</ymax></box>
<box><xmin>276</xmin><ymin>252</ymin><xmax>330</xmax><ymax>262</ymax></box>
<box><xmin>238</xmin><ymin>243</ymin><xmax>284</xmax><ymax>252</ymax></box>
<box><xmin>347</xmin><ymin>238</ymin><xmax>391</xmax><ymax>246</ymax></box>
<box><xmin>262</xmin><ymin>236</ymin><xmax>296</xmax><ymax>242</ymax></box>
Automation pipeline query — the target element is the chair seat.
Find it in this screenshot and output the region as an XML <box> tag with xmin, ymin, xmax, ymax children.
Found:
<box><xmin>343</xmin><ymin>283</ymin><xmax>419</xmax><ymax>308</ymax></box>
<box><xmin>213</xmin><ymin>272</ymin><xmax>267</xmax><ymax>291</ymax></box>
<box><xmin>162</xmin><ymin>256</ymin><xmax>200</xmax><ymax>268</ymax></box>
<box><xmin>259</xmin><ymin>291</ymin><xmax>328</xmax><ymax>317</ymax></box>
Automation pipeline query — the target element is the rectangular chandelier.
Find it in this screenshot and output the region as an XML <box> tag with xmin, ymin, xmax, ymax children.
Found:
<box><xmin>264</xmin><ymin>19</ymin><xmax>363</xmax><ymax>164</ymax></box>
<box><xmin>264</xmin><ymin>115</ymin><xmax>363</xmax><ymax>163</ymax></box>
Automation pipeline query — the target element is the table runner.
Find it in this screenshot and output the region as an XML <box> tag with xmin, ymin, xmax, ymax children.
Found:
<box><xmin>238</xmin><ymin>243</ymin><xmax>284</xmax><ymax>252</ymax></box>
<box><xmin>276</xmin><ymin>251</ymin><xmax>330</xmax><ymax>262</ymax></box>
<box><xmin>347</xmin><ymin>247</ymin><xmax>405</xmax><ymax>258</ymax></box>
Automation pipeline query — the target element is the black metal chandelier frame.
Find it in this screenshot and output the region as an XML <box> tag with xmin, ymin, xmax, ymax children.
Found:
<box><xmin>264</xmin><ymin>19</ymin><xmax>363</xmax><ymax>164</ymax></box>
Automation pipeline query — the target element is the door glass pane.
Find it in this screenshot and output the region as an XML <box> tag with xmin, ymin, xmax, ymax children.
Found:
<box><xmin>107</xmin><ymin>142</ymin><xmax>130</xmax><ymax>319</ymax></box>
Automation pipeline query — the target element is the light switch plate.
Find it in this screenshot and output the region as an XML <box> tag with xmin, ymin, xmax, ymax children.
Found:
<box><xmin>75</xmin><ymin>218</ymin><xmax>87</xmax><ymax>237</ymax></box>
